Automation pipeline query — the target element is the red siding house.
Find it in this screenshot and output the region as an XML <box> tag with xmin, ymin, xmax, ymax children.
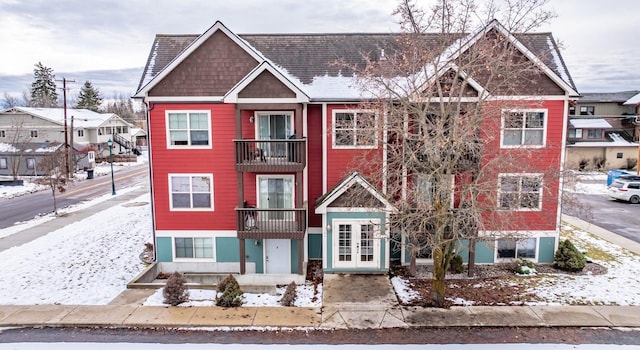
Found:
<box><xmin>134</xmin><ymin>20</ymin><xmax>578</xmax><ymax>281</ymax></box>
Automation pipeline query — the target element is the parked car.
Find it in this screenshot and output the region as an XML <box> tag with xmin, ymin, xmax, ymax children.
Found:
<box><xmin>608</xmin><ymin>178</ymin><xmax>640</xmax><ymax>204</ymax></box>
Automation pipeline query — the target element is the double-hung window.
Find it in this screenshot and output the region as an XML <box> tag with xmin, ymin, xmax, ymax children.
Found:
<box><xmin>30</xmin><ymin>130</ymin><xmax>38</xmax><ymax>138</ymax></box>
<box><xmin>174</xmin><ymin>237</ymin><xmax>213</xmax><ymax>259</ymax></box>
<box><xmin>0</xmin><ymin>157</ymin><xmax>7</xmax><ymax>169</ymax></box>
<box><xmin>568</xmin><ymin>128</ymin><xmax>582</xmax><ymax>139</ymax></box>
<box><xmin>501</xmin><ymin>110</ymin><xmax>546</xmax><ymax>147</ymax></box>
<box><xmin>333</xmin><ymin>110</ymin><xmax>377</xmax><ymax>148</ymax></box>
<box><xmin>26</xmin><ymin>158</ymin><xmax>35</xmax><ymax>169</ymax></box>
<box><xmin>498</xmin><ymin>174</ymin><xmax>542</xmax><ymax>210</ymax></box>
<box><xmin>166</xmin><ymin>111</ymin><xmax>211</xmax><ymax>147</ymax></box>
<box><xmin>169</xmin><ymin>174</ymin><xmax>214</xmax><ymax>211</ymax></box>
<box><xmin>0</xmin><ymin>130</ymin><xmax>5</xmax><ymax>138</ymax></box>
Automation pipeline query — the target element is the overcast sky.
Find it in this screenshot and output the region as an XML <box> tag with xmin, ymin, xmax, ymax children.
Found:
<box><xmin>0</xmin><ymin>0</ymin><xmax>638</xmax><ymax>99</ymax></box>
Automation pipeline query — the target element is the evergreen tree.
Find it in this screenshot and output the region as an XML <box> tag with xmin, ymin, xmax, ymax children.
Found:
<box><xmin>29</xmin><ymin>62</ymin><xmax>58</xmax><ymax>107</ymax></box>
<box><xmin>75</xmin><ymin>80</ymin><xmax>103</xmax><ymax>111</ymax></box>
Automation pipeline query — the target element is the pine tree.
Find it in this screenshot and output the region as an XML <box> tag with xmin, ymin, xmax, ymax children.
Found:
<box><xmin>29</xmin><ymin>62</ymin><xmax>58</xmax><ymax>107</ymax></box>
<box><xmin>75</xmin><ymin>81</ymin><xmax>103</xmax><ymax>111</ymax></box>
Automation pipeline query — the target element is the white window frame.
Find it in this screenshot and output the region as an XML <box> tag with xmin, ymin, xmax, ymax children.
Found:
<box><xmin>497</xmin><ymin>173</ymin><xmax>543</xmax><ymax>211</ymax></box>
<box><xmin>332</xmin><ymin>110</ymin><xmax>378</xmax><ymax>149</ymax></box>
<box><xmin>165</xmin><ymin>110</ymin><xmax>212</xmax><ymax>149</ymax></box>
<box><xmin>77</xmin><ymin>129</ymin><xmax>84</xmax><ymax>138</ymax></box>
<box><xmin>172</xmin><ymin>235</ymin><xmax>215</xmax><ymax>262</ymax></box>
<box><xmin>26</xmin><ymin>158</ymin><xmax>36</xmax><ymax>169</ymax></box>
<box><xmin>500</xmin><ymin>109</ymin><xmax>547</xmax><ymax>148</ymax></box>
<box><xmin>568</xmin><ymin>128</ymin><xmax>582</xmax><ymax>138</ymax></box>
<box><xmin>0</xmin><ymin>130</ymin><xmax>5</xmax><ymax>138</ymax></box>
<box><xmin>30</xmin><ymin>130</ymin><xmax>38</xmax><ymax>138</ymax></box>
<box><xmin>495</xmin><ymin>237</ymin><xmax>538</xmax><ymax>261</ymax></box>
<box><xmin>168</xmin><ymin>173</ymin><xmax>214</xmax><ymax>211</ymax></box>
<box><xmin>0</xmin><ymin>157</ymin><xmax>7</xmax><ymax>169</ymax></box>
<box><xmin>255</xmin><ymin>174</ymin><xmax>295</xmax><ymax>209</ymax></box>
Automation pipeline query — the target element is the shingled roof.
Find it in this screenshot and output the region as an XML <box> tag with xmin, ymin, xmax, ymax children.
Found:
<box><xmin>136</xmin><ymin>25</ymin><xmax>576</xmax><ymax>98</ymax></box>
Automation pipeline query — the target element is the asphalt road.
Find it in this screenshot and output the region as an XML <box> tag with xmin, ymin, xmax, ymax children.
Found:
<box><xmin>0</xmin><ymin>164</ymin><xmax>149</xmax><ymax>229</ymax></box>
<box><xmin>563</xmin><ymin>192</ymin><xmax>640</xmax><ymax>244</ymax></box>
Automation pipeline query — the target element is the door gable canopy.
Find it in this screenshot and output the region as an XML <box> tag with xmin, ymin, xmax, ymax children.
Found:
<box><xmin>315</xmin><ymin>172</ymin><xmax>396</xmax><ymax>214</ymax></box>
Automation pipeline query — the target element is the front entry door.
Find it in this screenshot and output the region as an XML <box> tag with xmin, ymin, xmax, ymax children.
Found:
<box><xmin>265</xmin><ymin>239</ymin><xmax>291</xmax><ymax>274</ymax></box>
<box><xmin>333</xmin><ymin>220</ymin><xmax>379</xmax><ymax>269</ymax></box>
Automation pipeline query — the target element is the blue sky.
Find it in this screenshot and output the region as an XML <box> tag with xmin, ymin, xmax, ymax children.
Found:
<box><xmin>0</xmin><ymin>0</ymin><xmax>638</xmax><ymax>99</ymax></box>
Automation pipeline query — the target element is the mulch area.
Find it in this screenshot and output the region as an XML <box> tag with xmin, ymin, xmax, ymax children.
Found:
<box><xmin>391</xmin><ymin>262</ymin><xmax>607</xmax><ymax>307</ymax></box>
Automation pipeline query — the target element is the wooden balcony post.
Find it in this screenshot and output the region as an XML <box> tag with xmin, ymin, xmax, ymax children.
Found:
<box><xmin>240</xmin><ymin>238</ymin><xmax>246</xmax><ymax>274</ymax></box>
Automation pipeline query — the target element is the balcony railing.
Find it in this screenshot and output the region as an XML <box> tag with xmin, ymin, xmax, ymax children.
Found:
<box><xmin>236</xmin><ymin>207</ymin><xmax>307</xmax><ymax>239</ymax></box>
<box><xmin>234</xmin><ymin>139</ymin><xmax>306</xmax><ymax>172</ymax></box>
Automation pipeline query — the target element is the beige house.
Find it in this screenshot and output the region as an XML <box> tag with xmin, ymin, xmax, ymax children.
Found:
<box><xmin>566</xmin><ymin>91</ymin><xmax>638</xmax><ymax>170</ymax></box>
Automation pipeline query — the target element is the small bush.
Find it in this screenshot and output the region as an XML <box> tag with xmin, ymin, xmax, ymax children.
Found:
<box><xmin>163</xmin><ymin>272</ymin><xmax>189</xmax><ymax>306</ymax></box>
<box><xmin>449</xmin><ymin>254</ymin><xmax>464</xmax><ymax>274</ymax></box>
<box><xmin>578</xmin><ymin>158</ymin><xmax>589</xmax><ymax>171</ymax></box>
<box><xmin>216</xmin><ymin>274</ymin><xmax>243</xmax><ymax>307</ymax></box>
<box><xmin>592</xmin><ymin>156</ymin><xmax>606</xmax><ymax>170</ymax></box>
<box><xmin>513</xmin><ymin>259</ymin><xmax>536</xmax><ymax>275</ymax></box>
<box><xmin>554</xmin><ymin>239</ymin><xmax>586</xmax><ymax>272</ymax></box>
<box><xmin>626</xmin><ymin>158</ymin><xmax>638</xmax><ymax>170</ymax></box>
<box><xmin>279</xmin><ymin>281</ymin><xmax>297</xmax><ymax>306</ymax></box>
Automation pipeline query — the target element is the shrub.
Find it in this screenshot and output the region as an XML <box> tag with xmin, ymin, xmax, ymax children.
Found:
<box><xmin>279</xmin><ymin>281</ymin><xmax>297</xmax><ymax>306</ymax></box>
<box><xmin>163</xmin><ymin>272</ymin><xmax>189</xmax><ymax>306</ymax></box>
<box><xmin>626</xmin><ymin>158</ymin><xmax>638</xmax><ymax>170</ymax></box>
<box><xmin>554</xmin><ymin>239</ymin><xmax>586</xmax><ymax>272</ymax></box>
<box><xmin>216</xmin><ymin>274</ymin><xmax>243</xmax><ymax>307</ymax></box>
<box><xmin>449</xmin><ymin>254</ymin><xmax>464</xmax><ymax>274</ymax></box>
<box><xmin>592</xmin><ymin>156</ymin><xmax>606</xmax><ymax>170</ymax></box>
<box><xmin>513</xmin><ymin>259</ymin><xmax>536</xmax><ymax>275</ymax></box>
<box><xmin>578</xmin><ymin>158</ymin><xmax>589</xmax><ymax>171</ymax></box>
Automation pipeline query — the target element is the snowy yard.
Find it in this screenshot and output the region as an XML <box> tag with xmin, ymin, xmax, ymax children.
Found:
<box><xmin>0</xmin><ymin>168</ymin><xmax>638</xmax><ymax>307</ymax></box>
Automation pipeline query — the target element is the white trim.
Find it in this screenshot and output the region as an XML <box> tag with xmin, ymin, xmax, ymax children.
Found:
<box><xmin>331</xmin><ymin>218</ymin><xmax>381</xmax><ymax>269</ymax></box>
<box><xmin>331</xmin><ymin>109</ymin><xmax>378</xmax><ymax>149</ymax></box>
<box><xmin>487</xmin><ymin>95</ymin><xmax>571</xmax><ymax>101</ymax></box>
<box><xmin>135</xmin><ymin>21</ymin><xmax>265</xmax><ymax>98</ymax></box>
<box><xmin>168</xmin><ymin>173</ymin><xmax>214</xmax><ymax>211</ymax></box>
<box><xmin>494</xmin><ymin>237</ymin><xmax>538</xmax><ymax>262</ymax></box>
<box><xmin>497</xmin><ymin>173</ymin><xmax>543</xmax><ymax>211</ymax></box>
<box><xmin>382</xmin><ymin>107</ymin><xmax>388</xmax><ymax>194</ymax></box>
<box><xmin>256</xmin><ymin>174</ymin><xmax>295</xmax><ymax>209</ymax></box>
<box><xmin>165</xmin><ymin>110</ymin><xmax>212</xmax><ymax>149</ymax></box>
<box><xmin>224</xmin><ymin>61</ymin><xmax>309</xmax><ymax>103</ymax></box>
<box><xmin>253</xmin><ymin>111</ymin><xmax>294</xmax><ymax>140</ymax></box>
<box><xmin>315</xmin><ymin>172</ymin><xmax>397</xmax><ymax>214</ymax></box>
<box><xmin>172</xmin><ymin>236</ymin><xmax>216</xmax><ymax>263</ymax></box>
<box><xmin>326</xmin><ymin>207</ymin><xmax>389</xmax><ymax>213</ymax></box>
<box><xmin>500</xmin><ymin>108</ymin><xmax>547</xmax><ymax>148</ymax></box>
<box><xmin>478</xmin><ymin>230</ymin><xmax>557</xmax><ymax>238</ymax></box>
<box><xmin>142</xmin><ymin>96</ymin><xmax>225</xmax><ymax>103</ymax></box>
<box><xmin>307</xmin><ymin>227</ymin><xmax>322</xmax><ymax>234</ymax></box>
<box><xmin>303</xmin><ymin>104</ymin><xmax>309</xmax><ymax>205</ymax></box>
<box><xmin>322</xmin><ymin>103</ymin><xmax>328</xmax><ymax>194</ymax></box>
<box><xmin>556</xmin><ymin>97</ymin><xmax>570</xmax><ymax>249</ymax></box>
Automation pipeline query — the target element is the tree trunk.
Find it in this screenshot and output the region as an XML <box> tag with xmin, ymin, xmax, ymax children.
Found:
<box><xmin>409</xmin><ymin>248</ymin><xmax>417</xmax><ymax>277</ymax></box>
<box><xmin>431</xmin><ymin>247</ymin><xmax>447</xmax><ymax>307</ymax></box>
<box><xmin>467</xmin><ymin>238</ymin><xmax>476</xmax><ymax>277</ymax></box>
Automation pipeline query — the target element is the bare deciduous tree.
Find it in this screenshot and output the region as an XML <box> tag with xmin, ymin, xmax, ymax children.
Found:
<box><xmin>35</xmin><ymin>143</ymin><xmax>70</xmax><ymax>216</ymax></box>
<box><xmin>341</xmin><ymin>0</ymin><xmax>564</xmax><ymax>307</ymax></box>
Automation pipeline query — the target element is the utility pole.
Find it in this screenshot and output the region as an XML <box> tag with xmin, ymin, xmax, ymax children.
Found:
<box><xmin>57</xmin><ymin>77</ymin><xmax>75</xmax><ymax>178</ymax></box>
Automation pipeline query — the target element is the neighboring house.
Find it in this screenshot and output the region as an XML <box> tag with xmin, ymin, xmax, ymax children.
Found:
<box><xmin>134</xmin><ymin>20</ymin><xmax>577</xmax><ymax>281</ymax></box>
<box><xmin>566</xmin><ymin>91</ymin><xmax>639</xmax><ymax>170</ymax></box>
<box><xmin>0</xmin><ymin>107</ymin><xmax>140</xmax><ymax>166</ymax></box>
<box><xmin>0</xmin><ymin>142</ymin><xmax>62</xmax><ymax>177</ymax></box>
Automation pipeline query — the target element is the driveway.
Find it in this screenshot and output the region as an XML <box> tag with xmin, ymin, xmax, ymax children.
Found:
<box><xmin>563</xmin><ymin>192</ymin><xmax>640</xmax><ymax>244</ymax></box>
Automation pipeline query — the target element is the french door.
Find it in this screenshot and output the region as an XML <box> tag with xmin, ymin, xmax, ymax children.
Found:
<box><xmin>333</xmin><ymin>219</ymin><xmax>379</xmax><ymax>269</ymax></box>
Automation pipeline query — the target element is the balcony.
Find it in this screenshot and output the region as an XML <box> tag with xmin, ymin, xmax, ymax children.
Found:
<box><xmin>234</xmin><ymin>139</ymin><xmax>306</xmax><ymax>173</ymax></box>
<box><xmin>236</xmin><ymin>207</ymin><xmax>307</xmax><ymax>240</ymax></box>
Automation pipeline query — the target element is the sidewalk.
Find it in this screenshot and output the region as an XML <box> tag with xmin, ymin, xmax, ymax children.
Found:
<box><xmin>1</xmin><ymin>304</ymin><xmax>640</xmax><ymax>329</ymax></box>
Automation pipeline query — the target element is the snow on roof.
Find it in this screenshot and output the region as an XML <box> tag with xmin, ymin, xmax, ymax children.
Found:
<box><xmin>569</xmin><ymin>118</ymin><xmax>612</xmax><ymax>129</ymax></box>
<box><xmin>6</xmin><ymin>107</ymin><xmax>126</xmax><ymax>129</ymax></box>
<box><xmin>569</xmin><ymin>133</ymin><xmax>638</xmax><ymax>147</ymax></box>
<box><xmin>546</xmin><ymin>37</ymin><xmax>571</xmax><ymax>88</ymax></box>
<box><xmin>625</xmin><ymin>92</ymin><xmax>640</xmax><ymax>105</ymax></box>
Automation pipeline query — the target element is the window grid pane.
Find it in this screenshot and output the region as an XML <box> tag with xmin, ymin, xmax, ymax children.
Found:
<box><xmin>503</xmin><ymin>110</ymin><xmax>544</xmax><ymax>146</ymax></box>
<box><xmin>168</xmin><ymin>112</ymin><xmax>209</xmax><ymax>146</ymax></box>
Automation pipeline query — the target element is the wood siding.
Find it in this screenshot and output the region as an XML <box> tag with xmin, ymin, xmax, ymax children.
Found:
<box><xmin>150</xmin><ymin>103</ymin><xmax>238</xmax><ymax>231</ymax></box>
<box><xmin>307</xmin><ymin>104</ymin><xmax>323</xmax><ymax>227</ymax></box>
<box><xmin>238</xmin><ymin>71</ymin><xmax>296</xmax><ymax>98</ymax></box>
<box><xmin>149</xmin><ymin>31</ymin><xmax>259</xmax><ymax>97</ymax></box>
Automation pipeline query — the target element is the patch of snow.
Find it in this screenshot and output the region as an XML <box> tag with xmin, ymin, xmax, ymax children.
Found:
<box><xmin>0</xmin><ymin>193</ymin><xmax>152</xmax><ymax>305</ymax></box>
<box><xmin>390</xmin><ymin>276</ymin><xmax>420</xmax><ymax>304</ymax></box>
<box><xmin>143</xmin><ymin>283</ymin><xmax>322</xmax><ymax>308</ymax></box>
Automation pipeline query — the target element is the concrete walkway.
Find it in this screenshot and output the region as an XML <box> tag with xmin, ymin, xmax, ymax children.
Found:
<box><xmin>562</xmin><ymin>214</ymin><xmax>640</xmax><ymax>255</ymax></box>
<box><xmin>1</xmin><ymin>304</ymin><xmax>640</xmax><ymax>329</ymax></box>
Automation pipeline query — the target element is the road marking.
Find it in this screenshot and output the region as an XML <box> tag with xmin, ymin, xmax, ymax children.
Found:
<box><xmin>62</xmin><ymin>168</ymin><xmax>148</xmax><ymax>197</ymax></box>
